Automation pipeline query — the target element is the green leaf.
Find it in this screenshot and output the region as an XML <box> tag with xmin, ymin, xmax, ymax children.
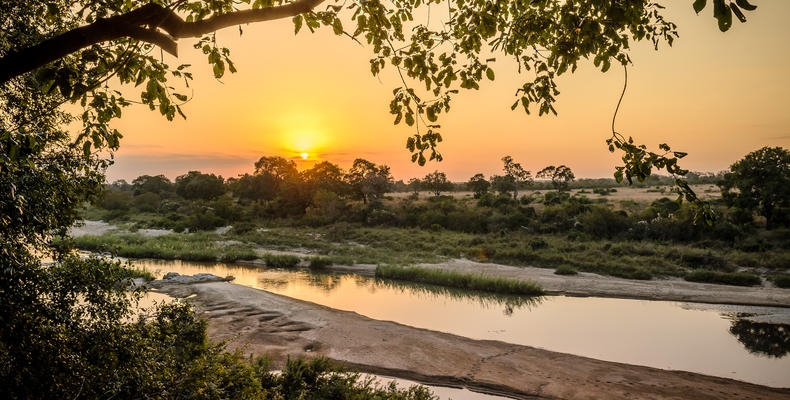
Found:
<box><xmin>485</xmin><ymin>68</ymin><xmax>495</xmax><ymax>81</ymax></box>
<box><xmin>293</xmin><ymin>15</ymin><xmax>303</xmax><ymax>34</ymax></box>
<box><xmin>735</xmin><ymin>0</ymin><xmax>757</xmax><ymax>11</ymax></box>
<box><xmin>713</xmin><ymin>0</ymin><xmax>733</xmax><ymax>32</ymax></box>
<box><xmin>693</xmin><ymin>0</ymin><xmax>707</xmax><ymax>14</ymax></box>
<box><xmin>730</xmin><ymin>3</ymin><xmax>747</xmax><ymax>23</ymax></box>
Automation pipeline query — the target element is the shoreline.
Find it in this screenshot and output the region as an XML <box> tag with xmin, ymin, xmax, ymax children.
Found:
<box><xmin>155</xmin><ymin>280</ymin><xmax>790</xmax><ymax>399</ymax></box>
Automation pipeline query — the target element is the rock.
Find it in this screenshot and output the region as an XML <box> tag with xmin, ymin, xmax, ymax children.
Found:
<box><xmin>163</xmin><ymin>272</ymin><xmax>181</xmax><ymax>280</ymax></box>
<box><xmin>149</xmin><ymin>273</ymin><xmax>234</xmax><ymax>288</ymax></box>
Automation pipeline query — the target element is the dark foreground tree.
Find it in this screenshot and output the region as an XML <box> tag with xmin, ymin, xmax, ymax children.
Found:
<box><xmin>719</xmin><ymin>147</ymin><xmax>790</xmax><ymax>229</ymax></box>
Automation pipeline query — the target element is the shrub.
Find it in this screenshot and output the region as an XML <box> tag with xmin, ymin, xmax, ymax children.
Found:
<box><xmin>770</xmin><ymin>274</ymin><xmax>790</xmax><ymax>289</ymax></box>
<box><xmin>554</xmin><ymin>265</ymin><xmax>578</xmax><ymax>275</ymax></box>
<box><xmin>263</xmin><ymin>254</ymin><xmax>301</xmax><ymax>268</ymax></box>
<box><xmin>529</xmin><ymin>238</ymin><xmax>548</xmax><ymax>250</ymax></box>
<box><xmin>684</xmin><ymin>270</ymin><xmax>761</xmax><ymax>286</ymax></box>
<box><xmin>219</xmin><ymin>250</ymin><xmax>258</xmax><ymax>263</ymax></box>
<box><xmin>308</xmin><ymin>257</ymin><xmax>333</xmax><ymax>269</ymax></box>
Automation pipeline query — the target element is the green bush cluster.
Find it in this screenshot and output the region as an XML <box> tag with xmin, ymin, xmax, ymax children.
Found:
<box><xmin>684</xmin><ymin>270</ymin><xmax>762</xmax><ymax>286</ymax></box>
<box><xmin>262</xmin><ymin>254</ymin><xmax>301</xmax><ymax>268</ymax></box>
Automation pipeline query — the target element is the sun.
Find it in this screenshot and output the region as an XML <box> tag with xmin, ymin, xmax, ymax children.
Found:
<box><xmin>300</xmin><ymin>152</ymin><xmax>309</xmax><ymax>160</ymax></box>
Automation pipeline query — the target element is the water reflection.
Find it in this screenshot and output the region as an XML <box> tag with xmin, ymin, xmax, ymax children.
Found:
<box><xmin>730</xmin><ymin>319</ymin><xmax>790</xmax><ymax>358</ymax></box>
<box><xmin>255</xmin><ymin>269</ymin><xmax>543</xmax><ymax>315</ymax></box>
<box><xmin>132</xmin><ymin>259</ymin><xmax>790</xmax><ymax>387</ymax></box>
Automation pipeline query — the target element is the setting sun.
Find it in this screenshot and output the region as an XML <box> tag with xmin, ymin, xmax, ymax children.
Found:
<box><xmin>300</xmin><ymin>152</ymin><xmax>309</xmax><ymax>160</ymax></box>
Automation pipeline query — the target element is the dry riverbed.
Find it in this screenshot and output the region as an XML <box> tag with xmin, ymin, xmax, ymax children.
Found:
<box><xmin>154</xmin><ymin>280</ymin><xmax>790</xmax><ymax>400</ymax></box>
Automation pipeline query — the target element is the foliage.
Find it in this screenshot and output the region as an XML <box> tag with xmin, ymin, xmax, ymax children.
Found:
<box><xmin>554</xmin><ymin>264</ymin><xmax>578</xmax><ymax>275</ymax></box>
<box><xmin>175</xmin><ymin>170</ymin><xmax>227</xmax><ymax>201</ymax></box>
<box><xmin>684</xmin><ymin>269</ymin><xmax>761</xmax><ymax>286</ymax></box>
<box><xmin>770</xmin><ymin>274</ymin><xmax>790</xmax><ymax>289</ymax></box>
<box><xmin>501</xmin><ymin>155</ymin><xmax>532</xmax><ymax>199</ymax></box>
<box><xmin>422</xmin><ymin>170</ymin><xmax>454</xmax><ymax>196</ymax></box>
<box><xmin>728</xmin><ymin>320</ymin><xmax>790</xmax><ymax>358</ymax></box>
<box><xmin>719</xmin><ymin>147</ymin><xmax>790</xmax><ymax>229</ymax></box>
<box><xmin>537</xmin><ymin>165</ymin><xmax>575</xmax><ymax>192</ymax></box>
<box><xmin>345</xmin><ymin>158</ymin><xmax>393</xmax><ymax>204</ymax></box>
<box><xmin>467</xmin><ymin>173</ymin><xmax>490</xmax><ymax>198</ymax></box>
<box><xmin>376</xmin><ymin>265</ymin><xmax>544</xmax><ymax>296</ymax></box>
<box><xmin>263</xmin><ymin>253</ymin><xmax>301</xmax><ymax>268</ymax></box>
<box><xmin>309</xmin><ymin>256</ymin><xmax>334</xmax><ymax>269</ymax></box>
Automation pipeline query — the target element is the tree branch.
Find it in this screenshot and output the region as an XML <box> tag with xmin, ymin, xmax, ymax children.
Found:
<box><xmin>0</xmin><ymin>0</ymin><xmax>327</xmax><ymax>84</ymax></box>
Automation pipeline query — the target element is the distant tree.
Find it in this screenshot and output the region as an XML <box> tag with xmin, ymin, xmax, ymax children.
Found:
<box><xmin>132</xmin><ymin>192</ymin><xmax>161</xmax><ymax>212</ymax></box>
<box><xmin>719</xmin><ymin>147</ymin><xmax>790</xmax><ymax>229</ymax></box>
<box><xmin>467</xmin><ymin>173</ymin><xmax>490</xmax><ymax>199</ymax></box>
<box><xmin>407</xmin><ymin>178</ymin><xmax>422</xmax><ymax>194</ymax></box>
<box><xmin>227</xmin><ymin>173</ymin><xmax>279</xmax><ymax>202</ymax></box>
<box><xmin>537</xmin><ymin>165</ymin><xmax>575</xmax><ymax>192</ymax></box>
<box><xmin>422</xmin><ymin>171</ymin><xmax>453</xmax><ymax>196</ymax></box>
<box><xmin>490</xmin><ymin>175</ymin><xmax>516</xmax><ymax>197</ymax></box>
<box><xmin>501</xmin><ymin>156</ymin><xmax>532</xmax><ymax>199</ymax></box>
<box><xmin>131</xmin><ymin>174</ymin><xmax>173</xmax><ymax>196</ymax></box>
<box><xmin>98</xmin><ymin>188</ymin><xmax>133</xmax><ymax>211</ymax></box>
<box><xmin>175</xmin><ymin>171</ymin><xmax>226</xmax><ymax>201</ymax></box>
<box><xmin>345</xmin><ymin>159</ymin><xmax>393</xmax><ymax>204</ymax></box>
<box><xmin>254</xmin><ymin>156</ymin><xmax>298</xmax><ymax>182</ymax></box>
<box><xmin>301</xmin><ymin>161</ymin><xmax>347</xmax><ymax>195</ymax></box>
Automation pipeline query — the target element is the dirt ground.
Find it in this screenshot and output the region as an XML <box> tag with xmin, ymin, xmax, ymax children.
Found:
<box><xmin>156</xmin><ymin>281</ymin><xmax>790</xmax><ymax>400</ymax></box>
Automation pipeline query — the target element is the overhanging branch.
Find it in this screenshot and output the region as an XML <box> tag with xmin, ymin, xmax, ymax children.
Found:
<box><xmin>0</xmin><ymin>0</ymin><xmax>327</xmax><ymax>84</ymax></box>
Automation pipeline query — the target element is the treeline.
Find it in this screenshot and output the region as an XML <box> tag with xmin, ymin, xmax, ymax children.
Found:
<box><xmin>91</xmin><ymin>148</ymin><xmax>789</xmax><ymax>249</ymax></box>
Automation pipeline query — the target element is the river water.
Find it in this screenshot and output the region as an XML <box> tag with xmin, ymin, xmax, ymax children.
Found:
<box><xmin>135</xmin><ymin>259</ymin><xmax>790</xmax><ymax>388</ymax></box>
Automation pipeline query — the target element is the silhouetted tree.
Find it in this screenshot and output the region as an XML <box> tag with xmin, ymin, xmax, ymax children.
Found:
<box><xmin>345</xmin><ymin>159</ymin><xmax>393</xmax><ymax>204</ymax></box>
<box><xmin>422</xmin><ymin>170</ymin><xmax>453</xmax><ymax>196</ymax></box>
<box><xmin>719</xmin><ymin>147</ymin><xmax>790</xmax><ymax>229</ymax></box>
<box><xmin>131</xmin><ymin>174</ymin><xmax>173</xmax><ymax>196</ymax></box>
<box><xmin>467</xmin><ymin>173</ymin><xmax>490</xmax><ymax>199</ymax></box>
<box><xmin>175</xmin><ymin>171</ymin><xmax>226</xmax><ymax>201</ymax></box>
<box><xmin>537</xmin><ymin>165</ymin><xmax>575</xmax><ymax>192</ymax></box>
<box><xmin>501</xmin><ymin>156</ymin><xmax>532</xmax><ymax>199</ymax></box>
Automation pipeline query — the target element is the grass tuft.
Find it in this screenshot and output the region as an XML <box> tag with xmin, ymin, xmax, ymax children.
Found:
<box><xmin>375</xmin><ymin>265</ymin><xmax>543</xmax><ymax>296</ymax></box>
<box><xmin>263</xmin><ymin>254</ymin><xmax>301</xmax><ymax>268</ymax></box>
<box><xmin>308</xmin><ymin>257</ymin><xmax>334</xmax><ymax>269</ymax></box>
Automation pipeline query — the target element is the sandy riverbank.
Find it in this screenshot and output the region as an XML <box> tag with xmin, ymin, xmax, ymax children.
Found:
<box><xmin>155</xmin><ymin>281</ymin><xmax>790</xmax><ymax>400</ymax></box>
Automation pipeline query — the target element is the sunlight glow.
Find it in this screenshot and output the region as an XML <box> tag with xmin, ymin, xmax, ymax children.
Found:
<box><xmin>300</xmin><ymin>152</ymin><xmax>309</xmax><ymax>160</ymax></box>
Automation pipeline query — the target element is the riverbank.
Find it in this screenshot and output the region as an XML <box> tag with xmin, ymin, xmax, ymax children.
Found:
<box><xmin>154</xmin><ymin>280</ymin><xmax>790</xmax><ymax>399</ymax></box>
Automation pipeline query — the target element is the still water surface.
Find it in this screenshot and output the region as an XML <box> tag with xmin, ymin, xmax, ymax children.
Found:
<box><xmin>136</xmin><ymin>259</ymin><xmax>790</xmax><ymax>388</ymax></box>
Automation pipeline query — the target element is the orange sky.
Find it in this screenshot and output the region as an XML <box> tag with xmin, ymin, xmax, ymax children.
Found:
<box><xmin>102</xmin><ymin>1</ymin><xmax>790</xmax><ymax>182</ymax></box>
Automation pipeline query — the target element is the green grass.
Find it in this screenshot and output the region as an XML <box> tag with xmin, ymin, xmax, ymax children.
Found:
<box><xmin>770</xmin><ymin>274</ymin><xmax>790</xmax><ymax>289</ymax></box>
<box><xmin>375</xmin><ymin>265</ymin><xmax>543</xmax><ymax>296</ymax></box>
<box><xmin>125</xmin><ymin>266</ymin><xmax>155</xmax><ymax>281</ymax></box>
<box><xmin>308</xmin><ymin>256</ymin><xmax>334</xmax><ymax>269</ymax></box>
<box><xmin>554</xmin><ymin>264</ymin><xmax>578</xmax><ymax>275</ymax></box>
<box><xmin>66</xmin><ymin>224</ymin><xmax>785</xmax><ymax>284</ymax></box>
<box><xmin>262</xmin><ymin>254</ymin><xmax>301</xmax><ymax>268</ymax></box>
<box><xmin>684</xmin><ymin>270</ymin><xmax>762</xmax><ymax>286</ymax></box>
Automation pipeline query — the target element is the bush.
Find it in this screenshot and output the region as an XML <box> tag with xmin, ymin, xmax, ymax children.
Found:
<box><xmin>529</xmin><ymin>238</ymin><xmax>548</xmax><ymax>250</ymax></box>
<box><xmin>554</xmin><ymin>264</ymin><xmax>578</xmax><ymax>275</ymax></box>
<box><xmin>309</xmin><ymin>257</ymin><xmax>333</xmax><ymax>269</ymax></box>
<box><xmin>219</xmin><ymin>250</ymin><xmax>258</xmax><ymax>263</ymax></box>
<box><xmin>684</xmin><ymin>270</ymin><xmax>761</xmax><ymax>286</ymax></box>
<box><xmin>263</xmin><ymin>254</ymin><xmax>301</xmax><ymax>268</ymax></box>
<box><xmin>770</xmin><ymin>274</ymin><xmax>790</xmax><ymax>289</ymax></box>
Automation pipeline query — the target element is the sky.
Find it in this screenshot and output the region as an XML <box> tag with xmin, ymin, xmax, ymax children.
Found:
<box><xmin>101</xmin><ymin>1</ymin><xmax>790</xmax><ymax>182</ymax></box>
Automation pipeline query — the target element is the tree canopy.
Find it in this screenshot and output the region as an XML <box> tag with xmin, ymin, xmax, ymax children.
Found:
<box><xmin>719</xmin><ymin>146</ymin><xmax>790</xmax><ymax>230</ymax></box>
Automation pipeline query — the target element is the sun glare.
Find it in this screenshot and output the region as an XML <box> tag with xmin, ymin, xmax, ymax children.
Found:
<box><xmin>300</xmin><ymin>152</ymin><xmax>309</xmax><ymax>160</ymax></box>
